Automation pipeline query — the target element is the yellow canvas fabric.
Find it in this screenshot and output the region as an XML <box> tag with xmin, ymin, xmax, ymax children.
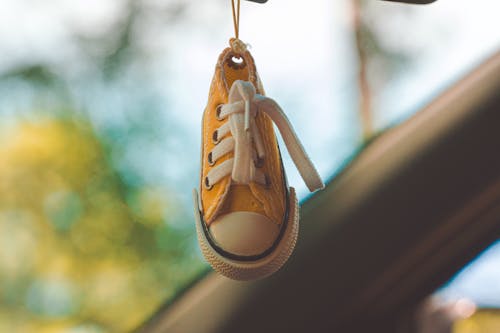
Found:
<box><xmin>200</xmin><ymin>47</ymin><xmax>286</xmax><ymax>226</ymax></box>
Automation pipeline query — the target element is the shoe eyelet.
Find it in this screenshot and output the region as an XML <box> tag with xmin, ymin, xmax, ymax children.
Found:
<box><xmin>254</xmin><ymin>156</ymin><xmax>264</xmax><ymax>168</ymax></box>
<box><xmin>207</xmin><ymin>152</ymin><xmax>215</xmax><ymax>166</ymax></box>
<box><xmin>215</xmin><ymin>105</ymin><xmax>223</xmax><ymax>121</ymax></box>
<box><xmin>204</xmin><ymin>177</ymin><xmax>213</xmax><ymax>190</ymax></box>
<box><xmin>264</xmin><ymin>175</ymin><xmax>271</xmax><ymax>188</ymax></box>
<box><xmin>228</xmin><ymin>55</ymin><xmax>246</xmax><ymax>69</ymax></box>
<box><xmin>212</xmin><ymin>130</ymin><xmax>220</xmax><ymax>144</ymax></box>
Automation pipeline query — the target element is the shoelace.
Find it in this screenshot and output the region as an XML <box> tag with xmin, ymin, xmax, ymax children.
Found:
<box><xmin>205</xmin><ymin>80</ymin><xmax>324</xmax><ymax>192</ymax></box>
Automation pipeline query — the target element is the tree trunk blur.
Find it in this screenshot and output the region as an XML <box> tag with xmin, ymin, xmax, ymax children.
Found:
<box><xmin>353</xmin><ymin>0</ymin><xmax>373</xmax><ymax>141</ymax></box>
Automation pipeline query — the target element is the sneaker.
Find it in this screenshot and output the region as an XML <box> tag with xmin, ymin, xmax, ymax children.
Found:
<box><xmin>193</xmin><ymin>43</ymin><xmax>324</xmax><ymax>280</ymax></box>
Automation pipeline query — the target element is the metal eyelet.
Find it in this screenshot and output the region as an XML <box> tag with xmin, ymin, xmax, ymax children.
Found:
<box><xmin>212</xmin><ymin>130</ymin><xmax>220</xmax><ymax>144</ymax></box>
<box><xmin>208</xmin><ymin>152</ymin><xmax>215</xmax><ymax>166</ymax></box>
<box><xmin>215</xmin><ymin>105</ymin><xmax>223</xmax><ymax>121</ymax></box>
<box><xmin>204</xmin><ymin>177</ymin><xmax>213</xmax><ymax>190</ymax></box>
<box><xmin>254</xmin><ymin>156</ymin><xmax>264</xmax><ymax>168</ymax></box>
<box><xmin>264</xmin><ymin>175</ymin><xmax>271</xmax><ymax>188</ymax></box>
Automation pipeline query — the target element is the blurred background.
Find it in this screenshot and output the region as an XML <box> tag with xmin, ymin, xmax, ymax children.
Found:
<box><xmin>0</xmin><ymin>0</ymin><xmax>498</xmax><ymax>332</ymax></box>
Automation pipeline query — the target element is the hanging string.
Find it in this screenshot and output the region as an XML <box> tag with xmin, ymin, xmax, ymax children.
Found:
<box><xmin>230</xmin><ymin>0</ymin><xmax>247</xmax><ymax>54</ymax></box>
<box><xmin>231</xmin><ymin>0</ymin><xmax>240</xmax><ymax>39</ymax></box>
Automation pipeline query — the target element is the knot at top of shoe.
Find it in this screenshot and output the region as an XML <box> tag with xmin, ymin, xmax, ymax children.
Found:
<box><xmin>229</xmin><ymin>38</ymin><xmax>248</xmax><ymax>55</ymax></box>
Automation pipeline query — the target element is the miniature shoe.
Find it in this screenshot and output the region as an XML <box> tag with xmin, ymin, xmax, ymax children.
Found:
<box><xmin>194</xmin><ymin>44</ymin><xmax>324</xmax><ymax>281</ymax></box>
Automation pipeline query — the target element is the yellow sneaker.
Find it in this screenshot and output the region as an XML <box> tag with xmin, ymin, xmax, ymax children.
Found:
<box><xmin>194</xmin><ymin>42</ymin><xmax>323</xmax><ymax>280</ymax></box>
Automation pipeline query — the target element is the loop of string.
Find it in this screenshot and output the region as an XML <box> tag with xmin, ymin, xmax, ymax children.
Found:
<box><xmin>230</xmin><ymin>38</ymin><xmax>247</xmax><ymax>55</ymax></box>
<box><xmin>230</xmin><ymin>0</ymin><xmax>247</xmax><ymax>54</ymax></box>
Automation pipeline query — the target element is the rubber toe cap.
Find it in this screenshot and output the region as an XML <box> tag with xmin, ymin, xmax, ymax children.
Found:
<box><xmin>209</xmin><ymin>212</ymin><xmax>280</xmax><ymax>257</ymax></box>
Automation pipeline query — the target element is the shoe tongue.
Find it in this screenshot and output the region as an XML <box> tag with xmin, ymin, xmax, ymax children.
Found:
<box><xmin>228</xmin><ymin>80</ymin><xmax>256</xmax><ymax>104</ymax></box>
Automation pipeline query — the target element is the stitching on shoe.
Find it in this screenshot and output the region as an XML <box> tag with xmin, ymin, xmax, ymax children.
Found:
<box><xmin>203</xmin><ymin>48</ymin><xmax>277</xmax><ymax>224</ymax></box>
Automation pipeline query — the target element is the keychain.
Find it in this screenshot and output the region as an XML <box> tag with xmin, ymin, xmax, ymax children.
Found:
<box><xmin>193</xmin><ymin>0</ymin><xmax>324</xmax><ymax>281</ymax></box>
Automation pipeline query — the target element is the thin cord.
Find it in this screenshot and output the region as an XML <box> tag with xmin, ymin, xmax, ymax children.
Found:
<box><xmin>231</xmin><ymin>0</ymin><xmax>240</xmax><ymax>39</ymax></box>
<box><xmin>230</xmin><ymin>0</ymin><xmax>247</xmax><ymax>54</ymax></box>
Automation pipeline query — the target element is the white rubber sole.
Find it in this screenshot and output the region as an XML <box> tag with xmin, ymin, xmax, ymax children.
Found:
<box><xmin>193</xmin><ymin>187</ymin><xmax>299</xmax><ymax>281</ymax></box>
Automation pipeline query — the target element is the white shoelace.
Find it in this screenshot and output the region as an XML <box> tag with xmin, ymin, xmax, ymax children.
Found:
<box><xmin>206</xmin><ymin>80</ymin><xmax>324</xmax><ymax>192</ymax></box>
